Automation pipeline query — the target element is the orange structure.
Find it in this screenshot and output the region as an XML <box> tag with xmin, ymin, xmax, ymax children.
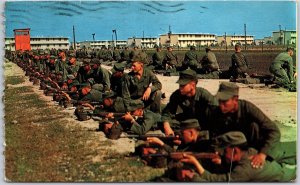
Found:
<box><xmin>14</xmin><ymin>28</ymin><xmax>31</xmax><ymax>51</ymax></box>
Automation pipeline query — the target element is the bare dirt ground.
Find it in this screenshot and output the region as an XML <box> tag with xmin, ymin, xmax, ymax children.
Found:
<box><xmin>4</xmin><ymin>60</ymin><xmax>297</xmax><ymax>181</ymax></box>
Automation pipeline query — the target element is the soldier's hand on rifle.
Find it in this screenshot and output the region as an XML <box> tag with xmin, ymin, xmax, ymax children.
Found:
<box><xmin>142</xmin><ymin>87</ymin><xmax>151</xmax><ymax>101</ymax></box>
<box><xmin>147</xmin><ymin>137</ymin><xmax>165</xmax><ymax>146</ymax></box>
<box><xmin>293</xmin><ymin>72</ymin><xmax>297</xmax><ymax>78</ymax></box>
<box><xmin>211</xmin><ymin>152</ymin><xmax>221</xmax><ymax>165</ymax></box>
<box><xmin>249</xmin><ymin>152</ymin><xmax>266</xmax><ymax>169</ymax></box>
<box><xmin>180</xmin><ymin>154</ymin><xmax>205</xmax><ymax>175</ymax></box>
<box><xmin>81</xmin><ymin>103</ymin><xmax>95</xmax><ymax>110</ymax></box>
<box><xmin>106</xmin><ymin>112</ymin><xmax>114</xmax><ymax>119</ymax></box>
<box><xmin>61</xmin><ymin>92</ymin><xmax>71</xmax><ymax>102</ymax></box>
<box><xmin>123</xmin><ymin>112</ymin><xmax>134</xmax><ymax>122</ymax></box>
<box><xmin>163</xmin><ymin>122</ymin><xmax>175</xmax><ymax>136</ymax></box>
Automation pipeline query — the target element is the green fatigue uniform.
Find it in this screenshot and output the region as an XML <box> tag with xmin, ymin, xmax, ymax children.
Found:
<box><xmin>161</xmin><ymin>87</ymin><xmax>218</xmax><ymax>130</ymax></box>
<box><xmin>122</xmin><ymin>68</ymin><xmax>162</xmax><ymax>113</ymax></box>
<box><xmin>55</xmin><ymin>58</ymin><xmax>68</xmax><ymax>82</ymax></box>
<box><xmin>130</xmin><ymin>109</ymin><xmax>161</xmax><ymax>135</ymax></box>
<box><xmin>97</xmin><ymin>48</ymin><xmax>106</xmax><ymax>61</ymax></box>
<box><xmin>269</xmin><ymin>52</ymin><xmax>295</xmax><ymax>88</ymax></box>
<box><xmin>92</xmin><ymin>65</ymin><xmax>111</xmax><ymax>92</ymax></box>
<box><xmin>203</xmin><ymin>100</ymin><xmax>280</xmax><ymax>156</ymax></box>
<box><xmin>230</xmin><ymin>52</ymin><xmax>249</xmax><ymax>78</ymax></box>
<box><xmin>183</xmin><ymin>50</ymin><xmax>200</xmax><ymax>70</ymax></box>
<box><xmin>76</xmin><ymin>62</ymin><xmax>93</xmax><ymax>84</ymax></box>
<box><xmin>192</xmin><ymin>145</ymin><xmax>296</xmax><ymax>182</ymax></box>
<box><xmin>110</xmin><ymin>63</ymin><xmax>127</xmax><ymax>96</ymax></box>
<box><xmin>121</xmin><ymin>48</ymin><xmax>131</xmax><ymax>62</ymax></box>
<box><xmin>198</xmin><ymin>51</ymin><xmax>220</xmax><ymax>79</ymax></box>
<box><xmin>163</xmin><ymin>50</ymin><xmax>178</xmax><ymax>70</ymax></box>
<box><xmin>152</xmin><ymin>49</ymin><xmax>165</xmax><ymax>69</ymax></box>
<box><xmin>113</xmin><ymin>48</ymin><xmax>121</xmax><ymax>62</ymax></box>
<box><xmin>80</xmin><ymin>88</ymin><xmax>103</xmax><ymax>102</ymax></box>
<box><xmin>104</xmin><ymin>48</ymin><xmax>114</xmax><ymax>62</ymax></box>
<box><xmin>129</xmin><ymin>48</ymin><xmax>140</xmax><ymax>60</ymax></box>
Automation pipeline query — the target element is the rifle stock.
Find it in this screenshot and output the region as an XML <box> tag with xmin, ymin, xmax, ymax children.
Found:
<box><xmin>143</xmin><ymin>152</ymin><xmax>219</xmax><ymax>160</ymax></box>
<box><xmin>121</xmin><ymin>134</ymin><xmax>180</xmax><ymax>141</ymax></box>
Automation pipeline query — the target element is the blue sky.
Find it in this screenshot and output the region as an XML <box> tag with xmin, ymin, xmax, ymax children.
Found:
<box><xmin>4</xmin><ymin>1</ymin><xmax>297</xmax><ymax>41</ymax></box>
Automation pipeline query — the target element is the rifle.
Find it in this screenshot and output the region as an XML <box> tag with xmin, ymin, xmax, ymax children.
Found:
<box><xmin>70</xmin><ymin>99</ymin><xmax>102</xmax><ymax>106</ymax></box>
<box><xmin>121</xmin><ymin>130</ymin><xmax>209</xmax><ymax>141</ymax></box>
<box><xmin>143</xmin><ymin>151</ymin><xmax>220</xmax><ymax>160</ymax></box>
<box><xmin>121</xmin><ymin>134</ymin><xmax>181</xmax><ymax>142</ymax></box>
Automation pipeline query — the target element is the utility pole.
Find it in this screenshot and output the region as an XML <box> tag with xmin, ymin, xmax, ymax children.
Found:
<box><xmin>112</xmin><ymin>29</ymin><xmax>117</xmax><ymax>47</ymax></box>
<box><xmin>284</xmin><ymin>27</ymin><xmax>286</xmax><ymax>46</ymax></box>
<box><xmin>111</xmin><ymin>34</ymin><xmax>114</xmax><ymax>48</ymax></box>
<box><xmin>73</xmin><ymin>25</ymin><xmax>76</xmax><ymax>50</ymax></box>
<box><xmin>224</xmin><ymin>32</ymin><xmax>227</xmax><ymax>53</ymax></box>
<box><xmin>244</xmin><ymin>24</ymin><xmax>247</xmax><ymax>50</ymax></box>
<box><xmin>142</xmin><ymin>31</ymin><xmax>144</xmax><ymax>48</ymax></box>
<box><xmin>168</xmin><ymin>25</ymin><xmax>172</xmax><ymax>46</ymax></box>
<box><xmin>279</xmin><ymin>24</ymin><xmax>282</xmax><ymax>45</ymax></box>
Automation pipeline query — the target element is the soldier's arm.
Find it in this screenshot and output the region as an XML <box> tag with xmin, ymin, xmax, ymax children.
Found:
<box><xmin>246</xmin><ymin>101</ymin><xmax>280</xmax><ymax>155</ymax></box>
<box><xmin>102</xmin><ymin>68</ymin><xmax>111</xmax><ymax>91</ymax></box>
<box><xmin>149</xmin><ymin>71</ymin><xmax>162</xmax><ymax>92</ymax></box>
<box><xmin>121</xmin><ymin>75</ymin><xmax>133</xmax><ymax>111</ymax></box>
<box><xmin>287</xmin><ymin>57</ymin><xmax>294</xmax><ymax>82</ymax></box>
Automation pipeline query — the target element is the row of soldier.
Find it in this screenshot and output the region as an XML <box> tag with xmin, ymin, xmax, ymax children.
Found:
<box><xmin>7</xmin><ymin>46</ymin><xmax>296</xmax><ymax>182</ymax></box>
<box><xmin>6</xmin><ymin>44</ymin><xmax>252</xmax><ymax>80</ymax></box>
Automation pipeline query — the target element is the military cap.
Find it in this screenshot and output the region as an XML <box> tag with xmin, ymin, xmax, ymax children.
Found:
<box><xmin>103</xmin><ymin>91</ymin><xmax>116</xmax><ymax>99</ymax></box>
<box><xmin>176</xmin><ymin>69</ymin><xmax>197</xmax><ymax>85</ymax></box>
<box><xmin>69</xmin><ymin>80</ymin><xmax>80</xmax><ymax>87</ymax></box>
<box><xmin>127</xmin><ymin>100</ymin><xmax>144</xmax><ymax>112</ymax></box>
<box><xmin>67</xmin><ymin>74</ymin><xmax>75</xmax><ymax>80</ymax></box>
<box><xmin>111</xmin><ymin>63</ymin><xmax>125</xmax><ymax>73</ymax></box>
<box><xmin>39</xmin><ymin>50</ymin><xmax>45</xmax><ymax>55</ymax></box>
<box><xmin>69</xmin><ymin>53</ymin><xmax>76</xmax><ymax>58</ymax></box>
<box><xmin>235</xmin><ymin>43</ymin><xmax>241</xmax><ymax>48</ymax></box>
<box><xmin>92</xmin><ymin>84</ymin><xmax>104</xmax><ymax>91</ymax></box>
<box><xmin>131</xmin><ymin>53</ymin><xmax>146</xmax><ymax>64</ymax></box>
<box><xmin>50</xmin><ymin>55</ymin><xmax>56</xmax><ymax>59</ymax></box>
<box><xmin>190</xmin><ymin>46</ymin><xmax>196</xmax><ymax>50</ymax></box>
<box><xmin>213</xmin><ymin>131</ymin><xmax>247</xmax><ymax>148</ymax></box>
<box><xmin>215</xmin><ymin>82</ymin><xmax>239</xmax><ymax>101</ymax></box>
<box><xmin>180</xmin><ymin>119</ymin><xmax>200</xmax><ymax>130</ymax></box>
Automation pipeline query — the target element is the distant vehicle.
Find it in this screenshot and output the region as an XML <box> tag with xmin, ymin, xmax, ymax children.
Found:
<box><xmin>14</xmin><ymin>28</ymin><xmax>31</xmax><ymax>51</ymax></box>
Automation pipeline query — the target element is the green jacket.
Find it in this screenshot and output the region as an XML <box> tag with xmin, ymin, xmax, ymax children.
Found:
<box><xmin>80</xmin><ymin>89</ymin><xmax>102</xmax><ymax>102</ymax></box>
<box><xmin>152</xmin><ymin>51</ymin><xmax>165</xmax><ymax>66</ymax></box>
<box><xmin>164</xmin><ymin>51</ymin><xmax>178</xmax><ymax>66</ymax></box>
<box><xmin>203</xmin><ymin>100</ymin><xmax>281</xmax><ymax>156</ymax></box>
<box><xmin>201</xmin><ymin>51</ymin><xmax>219</xmax><ymax>72</ymax></box>
<box><xmin>193</xmin><ymin>147</ymin><xmax>296</xmax><ymax>182</ymax></box>
<box><xmin>130</xmin><ymin>109</ymin><xmax>161</xmax><ymax>135</ymax></box>
<box><xmin>122</xmin><ymin>68</ymin><xmax>162</xmax><ymax>110</ymax></box>
<box><xmin>231</xmin><ymin>52</ymin><xmax>248</xmax><ymax>73</ymax></box>
<box><xmin>161</xmin><ymin>87</ymin><xmax>218</xmax><ymax>128</ymax></box>
<box><xmin>92</xmin><ymin>66</ymin><xmax>111</xmax><ymax>91</ymax></box>
<box><xmin>270</xmin><ymin>52</ymin><xmax>294</xmax><ymax>82</ymax></box>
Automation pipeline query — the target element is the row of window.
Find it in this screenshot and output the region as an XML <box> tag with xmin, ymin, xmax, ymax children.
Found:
<box><xmin>31</xmin><ymin>38</ymin><xmax>68</xmax><ymax>41</ymax></box>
